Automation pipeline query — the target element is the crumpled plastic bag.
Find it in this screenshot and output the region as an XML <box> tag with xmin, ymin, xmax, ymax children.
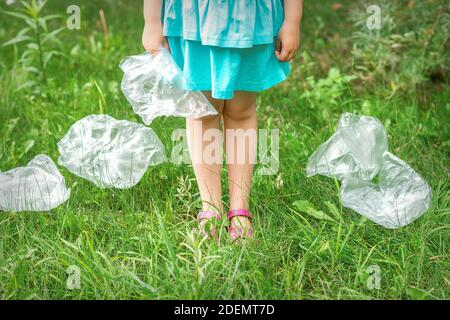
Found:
<box><xmin>306</xmin><ymin>112</ymin><xmax>388</xmax><ymax>180</ymax></box>
<box><xmin>306</xmin><ymin>112</ymin><xmax>432</xmax><ymax>228</ymax></box>
<box><xmin>119</xmin><ymin>48</ymin><xmax>218</xmax><ymax>125</ymax></box>
<box><xmin>58</xmin><ymin>114</ymin><xmax>166</xmax><ymax>189</ymax></box>
<box><xmin>340</xmin><ymin>152</ymin><xmax>432</xmax><ymax>229</ymax></box>
<box><xmin>0</xmin><ymin>154</ymin><xmax>70</xmax><ymax>212</ymax></box>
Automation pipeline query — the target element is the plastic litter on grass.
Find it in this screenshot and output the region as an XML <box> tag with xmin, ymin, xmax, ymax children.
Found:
<box><xmin>0</xmin><ymin>154</ymin><xmax>70</xmax><ymax>212</ymax></box>
<box><xmin>58</xmin><ymin>114</ymin><xmax>166</xmax><ymax>189</ymax></box>
<box><xmin>307</xmin><ymin>113</ymin><xmax>432</xmax><ymax>228</ymax></box>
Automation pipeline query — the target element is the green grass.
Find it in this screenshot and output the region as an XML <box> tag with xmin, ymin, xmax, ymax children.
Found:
<box><xmin>0</xmin><ymin>1</ymin><xmax>449</xmax><ymax>299</ymax></box>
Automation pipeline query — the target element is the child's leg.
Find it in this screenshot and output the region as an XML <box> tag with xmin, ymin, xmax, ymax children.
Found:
<box><xmin>222</xmin><ymin>92</ymin><xmax>257</xmax><ymax>237</ymax></box>
<box><xmin>186</xmin><ymin>92</ymin><xmax>225</xmax><ymax>216</ymax></box>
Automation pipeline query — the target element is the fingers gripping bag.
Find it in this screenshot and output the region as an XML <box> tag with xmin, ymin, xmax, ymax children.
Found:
<box><xmin>119</xmin><ymin>48</ymin><xmax>218</xmax><ymax>125</ymax></box>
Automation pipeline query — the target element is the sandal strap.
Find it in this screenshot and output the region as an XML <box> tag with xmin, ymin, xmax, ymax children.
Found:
<box><xmin>198</xmin><ymin>211</ymin><xmax>222</xmax><ymax>221</ymax></box>
<box><xmin>227</xmin><ymin>209</ymin><xmax>252</xmax><ymax>220</ymax></box>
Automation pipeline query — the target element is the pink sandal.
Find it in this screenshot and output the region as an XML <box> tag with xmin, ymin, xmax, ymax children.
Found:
<box><xmin>227</xmin><ymin>209</ymin><xmax>254</xmax><ymax>241</ymax></box>
<box><xmin>197</xmin><ymin>211</ymin><xmax>222</xmax><ymax>239</ymax></box>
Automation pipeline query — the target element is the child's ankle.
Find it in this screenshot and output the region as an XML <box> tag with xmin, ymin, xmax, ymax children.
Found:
<box><xmin>231</xmin><ymin>216</ymin><xmax>252</xmax><ymax>224</ymax></box>
<box><xmin>202</xmin><ymin>206</ymin><xmax>223</xmax><ymax>214</ymax></box>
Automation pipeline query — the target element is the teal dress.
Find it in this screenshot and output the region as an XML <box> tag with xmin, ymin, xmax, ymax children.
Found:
<box><xmin>162</xmin><ymin>0</ymin><xmax>290</xmax><ymax>99</ymax></box>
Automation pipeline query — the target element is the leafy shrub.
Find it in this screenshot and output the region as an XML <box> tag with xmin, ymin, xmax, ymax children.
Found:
<box><xmin>351</xmin><ymin>0</ymin><xmax>449</xmax><ymax>94</ymax></box>
<box><xmin>1</xmin><ymin>0</ymin><xmax>65</xmax><ymax>88</ymax></box>
<box><xmin>301</xmin><ymin>67</ymin><xmax>356</xmax><ymax>108</ymax></box>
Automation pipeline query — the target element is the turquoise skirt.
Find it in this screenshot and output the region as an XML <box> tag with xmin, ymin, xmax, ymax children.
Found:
<box><xmin>167</xmin><ymin>36</ymin><xmax>290</xmax><ymax>100</ymax></box>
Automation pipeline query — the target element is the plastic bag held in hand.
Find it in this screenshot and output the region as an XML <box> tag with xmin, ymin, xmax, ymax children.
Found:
<box><xmin>58</xmin><ymin>114</ymin><xmax>166</xmax><ymax>189</ymax></box>
<box><xmin>0</xmin><ymin>154</ymin><xmax>70</xmax><ymax>212</ymax></box>
<box><xmin>119</xmin><ymin>48</ymin><xmax>218</xmax><ymax>125</ymax></box>
<box><xmin>306</xmin><ymin>113</ymin><xmax>431</xmax><ymax>229</ymax></box>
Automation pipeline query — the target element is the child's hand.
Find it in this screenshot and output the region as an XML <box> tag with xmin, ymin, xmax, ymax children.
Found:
<box><xmin>142</xmin><ymin>20</ymin><xmax>169</xmax><ymax>55</ymax></box>
<box><xmin>275</xmin><ymin>21</ymin><xmax>301</xmax><ymax>62</ymax></box>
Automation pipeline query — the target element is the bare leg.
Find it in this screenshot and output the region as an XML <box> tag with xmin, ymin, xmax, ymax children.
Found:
<box><xmin>186</xmin><ymin>92</ymin><xmax>225</xmax><ymax>237</ymax></box>
<box><xmin>222</xmin><ymin>91</ymin><xmax>257</xmax><ymax>239</ymax></box>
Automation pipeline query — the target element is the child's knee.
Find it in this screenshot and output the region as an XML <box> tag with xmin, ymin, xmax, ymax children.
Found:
<box><xmin>223</xmin><ymin>105</ymin><xmax>255</xmax><ymax>122</ymax></box>
<box><xmin>222</xmin><ymin>92</ymin><xmax>257</xmax><ymax>121</ymax></box>
<box><xmin>203</xmin><ymin>91</ymin><xmax>225</xmax><ymax>114</ymax></box>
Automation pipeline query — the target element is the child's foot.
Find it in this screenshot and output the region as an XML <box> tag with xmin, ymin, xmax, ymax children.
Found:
<box><xmin>197</xmin><ymin>211</ymin><xmax>222</xmax><ymax>240</ymax></box>
<box><xmin>229</xmin><ymin>216</ymin><xmax>254</xmax><ymax>241</ymax></box>
<box><xmin>227</xmin><ymin>209</ymin><xmax>254</xmax><ymax>241</ymax></box>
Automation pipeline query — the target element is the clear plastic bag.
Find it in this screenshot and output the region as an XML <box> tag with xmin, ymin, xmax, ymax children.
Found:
<box><xmin>0</xmin><ymin>154</ymin><xmax>70</xmax><ymax>212</ymax></box>
<box><xmin>119</xmin><ymin>49</ymin><xmax>218</xmax><ymax>125</ymax></box>
<box><xmin>306</xmin><ymin>113</ymin><xmax>388</xmax><ymax>180</ymax></box>
<box><xmin>57</xmin><ymin>114</ymin><xmax>166</xmax><ymax>189</ymax></box>
<box><xmin>341</xmin><ymin>152</ymin><xmax>432</xmax><ymax>228</ymax></box>
<box><xmin>307</xmin><ymin>113</ymin><xmax>432</xmax><ymax>228</ymax></box>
